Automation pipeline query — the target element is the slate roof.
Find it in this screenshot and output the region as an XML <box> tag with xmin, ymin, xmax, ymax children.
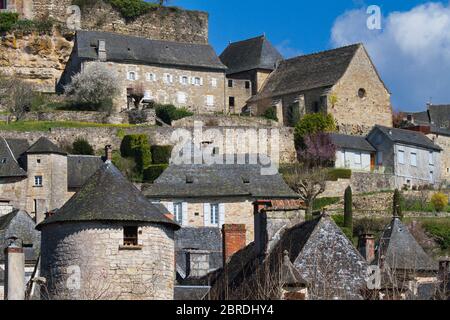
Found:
<box><xmin>219</xmin><ymin>35</ymin><xmax>283</xmax><ymax>75</ymax></box>
<box><xmin>330</xmin><ymin>133</ymin><xmax>376</xmax><ymax>152</ymax></box>
<box><xmin>174</xmin><ymin>286</ymin><xmax>211</xmax><ymax>300</ymax></box>
<box><xmin>26</xmin><ymin>137</ymin><xmax>66</xmax><ymax>155</ymax></box>
<box><xmin>6</xmin><ymin>139</ymin><xmax>29</xmax><ymax>160</ymax></box>
<box><xmin>375</xmin><ymin>218</ymin><xmax>437</xmax><ymax>272</ymax></box>
<box><xmin>76</xmin><ymin>31</ymin><xmax>227</xmax><ymax>71</ymax></box>
<box><xmin>373</xmin><ymin>125</ymin><xmax>442</xmax><ymax>151</ymax></box>
<box><xmin>0</xmin><ymin>210</ymin><xmax>40</xmax><ymax>262</ymax></box>
<box><xmin>37</xmin><ymin>163</ymin><xmax>180</xmax><ymax>230</ymax></box>
<box><xmin>67</xmin><ymin>155</ymin><xmax>104</xmax><ymax>189</ymax></box>
<box><xmin>0</xmin><ymin>137</ymin><xmax>27</xmax><ymax>178</ymax></box>
<box><xmin>143</xmin><ymin>162</ymin><xmax>299</xmax><ymax>199</ymax></box>
<box><xmin>249</xmin><ymin>44</ymin><xmax>361</xmax><ymax>102</ymax></box>
<box><xmin>405</xmin><ymin>105</ymin><xmax>450</xmax><ymax>136</ymax></box>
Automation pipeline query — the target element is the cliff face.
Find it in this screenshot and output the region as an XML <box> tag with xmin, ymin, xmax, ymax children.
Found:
<box><xmin>0</xmin><ymin>31</ymin><xmax>74</xmax><ymax>92</ymax></box>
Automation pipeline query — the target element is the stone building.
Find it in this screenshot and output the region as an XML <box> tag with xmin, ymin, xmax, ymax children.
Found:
<box><xmin>58</xmin><ymin>31</ymin><xmax>227</xmax><ymax>113</ymax></box>
<box><xmin>247</xmin><ymin>44</ymin><xmax>393</xmax><ymax>133</ymax></box>
<box><xmin>220</xmin><ymin>35</ymin><xmax>283</xmax><ymax>113</ymax></box>
<box><xmin>372</xmin><ymin>217</ymin><xmax>438</xmax><ymax>300</ymax></box>
<box><xmin>403</xmin><ymin>104</ymin><xmax>450</xmax><ymax>185</ymax></box>
<box><xmin>143</xmin><ymin>161</ymin><xmax>299</xmax><ymax>245</ymax></box>
<box><xmin>0</xmin><ymin>0</ymin><xmax>33</xmax><ymax>18</ymax></box>
<box><xmin>0</xmin><ymin>136</ymin><xmax>104</xmax><ymax>220</ymax></box>
<box><xmin>208</xmin><ymin>207</ymin><xmax>368</xmax><ymax>300</ymax></box>
<box><xmin>37</xmin><ymin>162</ymin><xmax>180</xmax><ymax>300</ymax></box>
<box><xmin>367</xmin><ymin>126</ymin><xmax>442</xmax><ymax>188</ymax></box>
<box><xmin>330</xmin><ymin>133</ymin><xmax>376</xmax><ymax>172</ymax></box>
<box><xmin>0</xmin><ymin>209</ymin><xmax>40</xmax><ymax>300</ymax></box>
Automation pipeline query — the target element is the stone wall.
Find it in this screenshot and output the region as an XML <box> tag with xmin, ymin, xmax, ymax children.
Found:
<box><xmin>428</xmin><ymin>133</ymin><xmax>450</xmax><ymax>184</ymax></box>
<box><xmin>0</xmin><ymin>177</ymin><xmax>28</xmax><ymax>212</ymax></box>
<box><xmin>0</xmin><ymin>125</ymin><xmax>297</xmax><ymax>163</ymax></box>
<box><xmin>322</xmin><ymin>171</ymin><xmax>395</xmax><ymax>198</ymax></box>
<box><xmin>225</xmin><ymin>78</ymin><xmax>253</xmax><ymax>114</ymax></box>
<box><xmin>40</xmin><ymin>221</ymin><xmax>175</xmax><ymax>300</ymax></box>
<box><xmin>33</xmin><ymin>0</ymin><xmax>209</xmax><ymax>44</ymax></box>
<box><xmin>172</xmin><ymin>114</ymin><xmax>279</xmax><ymax>128</ymax></box>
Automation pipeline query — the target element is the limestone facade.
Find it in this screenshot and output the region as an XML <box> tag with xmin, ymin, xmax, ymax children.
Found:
<box><xmin>225</xmin><ymin>77</ymin><xmax>253</xmax><ymax>114</ymax></box>
<box><xmin>427</xmin><ymin>134</ymin><xmax>450</xmax><ymax>184</ymax></box>
<box><xmin>40</xmin><ymin>221</ymin><xmax>175</xmax><ymax>300</ymax></box>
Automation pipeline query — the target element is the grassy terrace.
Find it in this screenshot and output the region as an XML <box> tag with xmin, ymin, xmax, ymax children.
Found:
<box><xmin>0</xmin><ymin>121</ymin><xmax>141</xmax><ymax>131</ymax></box>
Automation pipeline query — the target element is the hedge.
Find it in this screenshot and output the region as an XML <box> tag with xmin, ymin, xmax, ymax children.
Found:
<box><xmin>120</xmin><ymin>134</ymin><xmax>152</xmax><ymax>172</ymax></box>
<box><xmin>143</xmin><ymin>164</ymin><xmax>168</xmax><ymax>183</ymax></box>
<box><xmin>0</xmin><ymin>12</ymin><xmax>19</xmax><ymax>33</ymax></box>
<box><xmin>327</xmin><ymin>168</ymin><xmax>352</xmax><ymax>181</ymax></box>
<box><xmin>72</xmin><ymin>137</ymin><xmax>94</xmax><ymax>155</ymax></box>
<box><xmin>151</xmin><ymin>145</ymin><xmax>173</xmax><ymax>164</ymax></box>
<box><xmin>262</xmin><ymin>107</ymin><xmax>278</xmax><ymax>121</ymax></box>
<box><xmin>155</xmin><ymin>104</ymin><xmax>193</xmax><ymax>125</ymax></box>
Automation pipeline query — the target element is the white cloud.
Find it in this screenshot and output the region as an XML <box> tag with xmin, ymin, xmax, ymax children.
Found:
<box><xmin>276</xmin><ymin>40</ymin><xmax>303</xmax><ymax>58</ymax></box>
<box><xmin>331</xmin><ymin>2</ymin><xmax>450</xmax><ymax>111</ymax></box>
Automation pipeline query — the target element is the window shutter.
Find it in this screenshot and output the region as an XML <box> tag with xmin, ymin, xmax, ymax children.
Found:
<box><xmin>200</xmin><ymin>77</ymin><xmax>204</xmax><ymax>86</ymax></box>
<box><xmin>182</xmin><ymin>202</ymin><xmax>188</xmax><ymax>226</ymax></box>
<box><xmin>170</xmin><ymin>75</ymin><xmax>174</xmax><ymax>83</ymax></box>
<box><xmin>166</xmin><ymin>202</ymin><xmax>174</xmax><ymax>215</ymax></box>
<box><xmin>219</xmin><ymin>203</ymin><xmax>225</xmax><ymax>228</ymax></box>
<box><xmin>203</xmin><ymin>203</ymin><xmax>211</xmax><ymax>226</ymax></box>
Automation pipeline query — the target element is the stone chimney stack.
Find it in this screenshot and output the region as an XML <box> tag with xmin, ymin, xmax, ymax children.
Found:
<box><xmin>98</xmin><ymin>40</ymin><xmax>107</xmax><ymax>62</ymax></box>
<box><xmin>222</xmin><ymin>224</ymin><xmax>246</xmax><ymax>266</ymax></box>
<box><xmin>4</xmin><ymin>237</ymin><xmax>25</xmax><ymax>300</ymax></box>
<box><xmin>358</xmin><ymin>233</ymin><xmax>376</xmax><ymax>263</ymax></box>
<box><xmin>105</xmin><ymin>145</ymin><xmax>113</xmax><ymax>162</ymax></box>
<box><xmin>186</xmin><ymin>250</ymin><xmax>210</xmax><ymax>278</ymax></box>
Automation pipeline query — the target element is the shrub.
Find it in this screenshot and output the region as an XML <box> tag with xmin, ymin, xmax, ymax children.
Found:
<box><xmin>151</xmin><ymin>145</ymin><xmax>173</xmax><ymax>164</ymax></box>
<box><xmin>108</xmin><ymin>0</ymin><xmax>158</xmax><ymax>20</ymax></box>
<box><xmin>262</xmin><ymin>107</ymin><xmax>278</xmax><ymax>121</ymax></box>
<box><xmin>422</xmin><ymin>219</ymin><xmax>450</xmax><ymax>250</ymax></box>
<box><xmin>120</xmin><ymin>134</ymin><xmax>152</xmax><ymax>172</ymax></box>
<box><xmin>431</xmin><ymin>192</ymin><xmax>449</xmax><ymax>212</ymax></box>
<box><xmin>64</xmin><ymin>62</ymin><xmax>120</xmax><ymax>110</ymax></box>
<box><xmin>393</xmin><ymin>189</ymin><xmax>403</xmax><ymax>219</ymax></box>
<box><xmin>143</xmin><ymin>164</ymin><xmax>168</xmax><ymax>183</ymax></box>
<box><xmin>294</xmin><ymin>113</ymin><xmax>336</xmax><ymax>149</ymax></box>
<box><xmin>0</xmin><ymin>12</ymin><xmax>19</xmax><ymax>33</ymax></box>
<box><xmin>72</xmin><ymin>137</ymin><xmax>94</xmax><ymax>155</ymax></box>
<box><xmin>327</xmin><ymin>168</ymin><xmax>352</xmax><ymax>181</ymax></box>
<box><xmin>155</xmin><ymin>104</ymin><xmax>193</xmax><ymax>125</ymax></box>
<box><xmin>312</xmin><ymin>197</ymin><xmax>340</xmax><ymax>210</ymax></box>
<box><xmin>344</xmin><ymin>186</ymin><xmax>353</xmax><ymax>230</ymax></box>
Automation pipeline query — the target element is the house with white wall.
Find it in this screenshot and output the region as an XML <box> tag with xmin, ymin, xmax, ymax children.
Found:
<box><xmin>367</xmin><ymin>126</ymin><xmax>442</xmax><ymax>188</ymax></box>
<box><xmin>330</xmin><ymin>133</ymin><xmax>376</xmax><ymax>172</ymax></box>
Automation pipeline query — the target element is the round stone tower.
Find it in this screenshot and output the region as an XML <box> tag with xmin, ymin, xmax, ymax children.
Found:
<box><xmin>37</xmin><ymin>162</ymin><xmax>180</xmax><ymax>300</ymax></box>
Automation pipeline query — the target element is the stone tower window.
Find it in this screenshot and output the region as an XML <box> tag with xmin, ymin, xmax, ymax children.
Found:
<box><xmin>358</xmin><ymin>88</ymin><xmax>367</xmax><ymax>99</ymax></box>
<box><xmin>34</xmin><ymin>176</ymin><xmax>43</xmax><ymax>187</ymax></box>
<box><xmin>123</xmin><ymin>226</ymin><xmax>138</xmax><ymax>246</ymax></box>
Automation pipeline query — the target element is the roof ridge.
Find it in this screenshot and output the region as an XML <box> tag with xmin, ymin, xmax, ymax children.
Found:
<box><xmin>283</xmin><ymin>43</ymin><xmax>361</xmax><ymax>63</ymax></box>
<box><xmin>1</xmin><ymin>137</ymin><xmax>19</xmax><ymax>164</ymax></box>
<box><xmin>227</xmin><ymin>34</ymin><xmax>265</xmax><ymax>46</ymax></box>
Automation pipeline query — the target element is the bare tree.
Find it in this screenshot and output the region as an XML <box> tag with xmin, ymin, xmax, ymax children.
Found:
<box><xmin>64</xmin><ymin>62</ymin><xmax>120</xmax><ymax>111</ymax></box>
<box><xmin>128</xmin><ymin>82</ymin><xmax>145</xmax><ymax>109</ymax></box>
<box><xmin>282</xmin><ymin>164</ymin><xmax>327</xmax><ymax>219</ymax></box>
<box><xmin>0</xmin><ymin>76</ymin><xmax>34</xmax><ymax>122</ymax></box>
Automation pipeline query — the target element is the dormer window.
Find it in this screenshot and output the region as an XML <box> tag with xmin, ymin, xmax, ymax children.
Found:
<box><xmin>127</xmin><ymin>71</ymin><xmax>136</xmax><ymax>81</ymax></box>
<box><xmin>123</xmin><ymin>226</ymin><xmax>138</xmax><ymax>246</ymax></box>
<box><xmin>0</xmin><ymin>158</ymin><xmax>6</xmax><ymax>164</ymax></box>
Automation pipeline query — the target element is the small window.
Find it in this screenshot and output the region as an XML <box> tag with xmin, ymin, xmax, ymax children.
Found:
<box><xmin>206</xmin><ymin>95</ymin><xmax>214</xmax><ymax>106</ymax></box>
<box><xmin>173</xmin><ymin>202</ymin><xmax>183</xmax><ymax>224</ymax></box>
<box><xmin>177</xmin><ymin>92</ymin><xmax>187</xmax><ymax>104</ymax></box>
<box><xmin>313</xmin><ymin>101</ymin><xmax>320</xmax><ymax>113</ymax></box>
<box><xmin>410</xmin><ymin>152</ymin><xmax>417</xmax><ymax>167</ymax></box>
<box><xmin>0</xmin><ymin>158</ymin><xmax>6</xmax><ymax>164</ymax></box>
<box><xmin>193</xmin><ymin>77</ymin><xmax>201</xmax><ymax>86</ymax></box>
<box><xmin>34</xmin><ymin>176</ymin><xmax>43</xmax><ymax>187</ymax></box>
<box><xmin>429</xmin><ymin>171</ymin><xmax>434</xmax><ymax>181</ymax></box>
<box><xmin>398</xmin><ymin>150</ymin><xmax>405</xmax><ymax>164</ymax></box>
<box><xmin>37</xmin><ymin>159</ymin><xmax>41</xmax><ymax>164</ymax></box>
<box><xmin>123</xmin><ymin>226</ymin><xmax>138</xmax><ymax>246</ymax></box>
<box><xmin>146</xmin><ymin>73</ymin><xmax>156</xmax><ymax>81</ymax></box>
<box><xmin>181</xmin><ymin>76</ymin><xmax>189</xmax><ymax>85</ymax></box>
<box><xmin>354</xmin><ymin>152</ymin><xmax>362</xmax><ymax>165</ymax></box>
<box><xmin>212</xmin><ymin>147</ymin><xmax>220</xmax><ymax>155</ymax></box>
<box><xmin>164</xmin><ymin>74</ymin><xmax>173</xmax><ymax>84</ymax></box>
<box><xmin>210</xmin><ymin>204</ymin><xmax>219</xmax><ymax>226</ymax></box>
<box><xmin>229</xmin><ymin>97</ymin><xmax>235</xmax><ymax>107</ymax></box>
<box><xmin>228</xmin><ymin>79</ymin><xmax>233</xmax><ymax>88</ymax></box>
<box><xmin>358</xmin><ymin>88</ymin><xmax>366</xmax><ymax>99</ymax></box>
<box><xmin>429</xmin><ymin>151</ymin><xmax>434</xmax><ymax>165</ymax></box>
<box><xmin>211</xmin><ymin>78</ymin><xmax>218</xmax><ymax>87</ymax></box>
<box><xmin>127</xmin><ymin>71</ymin><xmax>136</xmax><ymax>81</ymax></box>
<box><xmin>245</xmin><ymin>81</ymin><xmax>250</xmax><ymax>89</ymax></box>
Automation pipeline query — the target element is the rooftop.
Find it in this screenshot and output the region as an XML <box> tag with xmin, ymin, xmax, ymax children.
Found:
<box><xmin>330</xmin><ymin>133</ymin><xmax>376</xmax><ymax>152</ymax></box>
<box><xmin>373</xmin><ymin>125</ymin><xmax>442</xmax><ymax>151</ymax></box>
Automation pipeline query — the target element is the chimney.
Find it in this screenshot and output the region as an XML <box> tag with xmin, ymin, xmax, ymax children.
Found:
<box><xmin>105</xmin><ymin>145</ymin><xmax>112</xmax><ymax>162</ymax></box>
<box><xmin>4</xmin><ymin>237</ymin><xmax>25</xmax><ymax>300</ymax></box>
<box><xmin>222</xmin><ymin>224</ymin><xmax>246</xmax><ymax>266</ymax></box>
<box><xmin>186</xmin><ymin>250</ymin><xmax>210</xmax><ymax>278</ymax></box>
<box><xmin>358</xmin><ymin>233</ymin><xmax>376</xmax><ymax>263</ymax></box>
<box><xmin>98</xmin><ymin>40</ymin><xmax>107</xmax><ymax>62</ymax></box>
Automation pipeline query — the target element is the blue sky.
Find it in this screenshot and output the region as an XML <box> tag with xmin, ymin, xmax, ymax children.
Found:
<box><xmin>169</xmin><ymin>1</ymin><xmax>450</xmax><ymax>111</ymax></box>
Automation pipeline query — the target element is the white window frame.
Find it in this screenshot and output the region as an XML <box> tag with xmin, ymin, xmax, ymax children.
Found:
<box><xmin>354</xmin><ymin>152</ymin><xmax>362</xmax><ymax>165</ymax></box>
<box><xmin>180</xmin><ymin>75</ymin><xmax>189</xmax><ymax>85</ymax></box>
<box><xmin>173</xmin><ymin>202</ymin><xmax>183</xmax><ymax>224</ymax></box>
<box><xmin>211</xmin><ymin>78</ymin><xmax>217</xmax><ymax>87</ymax></box>
<box><xmin>146</xmin><ymin>73</ymin><xmax>156</xmax><ymax>82</ymax></box>
<box><xmin>410</xmin><ymin>152</ymin><xmax>417</xmax><ymax>167</ymax></box>
<box><xmin>193</xmin><ymin>77</ymin><xmax>202</xmax><ymax>86</ymax></box>
<box><xmin>127</xmin><ymin>71</ymin><xmax>136</xmax><ymax>81</ymax></box>
<box><xmin>206</xmin><ymin>95</ymin><xmax>214</xmax><ymax>107</ymax></box>
<box><xmin>34</xmin><ymin>176</ymin><xmax>43</xmax><ymax>187</ymax></box>
<box><xmin>143</xmin><ymin>90</ymin><xmax>152</xmax><ymax>100</ymax></box>
<box><xmin>177</xmin><ymin>92</ymin><xmax>187</xmax><ymax>104</ymax></box>
<box><xmin>398</xmin><ymin>150</ymin><xmax>405</xmax><ymax>164</ymax></box>
<box><xmin>164</xmin><ymin>73</ymin><xmax>173</xmax><ymax>84</ymax></box>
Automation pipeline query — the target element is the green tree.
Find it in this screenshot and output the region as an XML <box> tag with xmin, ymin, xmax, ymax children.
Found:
<box><xmin>344</xmin><ymin>186</ymin><xmax>353</xmax><ymax>231</ymax></box>
<box><xmin>294</xmin><ymin>113</ymin><xmax>336</xmax><ymax>149</ymax></box>
<box><xmin>393</xmin><ymin>189</ymin><xmax>403</xmax><ymax>220</ymax></box>
<box><xmin>72</xmin><ymin>137</ymin><xmax>94</xmax><ymax>155</ymax></box>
